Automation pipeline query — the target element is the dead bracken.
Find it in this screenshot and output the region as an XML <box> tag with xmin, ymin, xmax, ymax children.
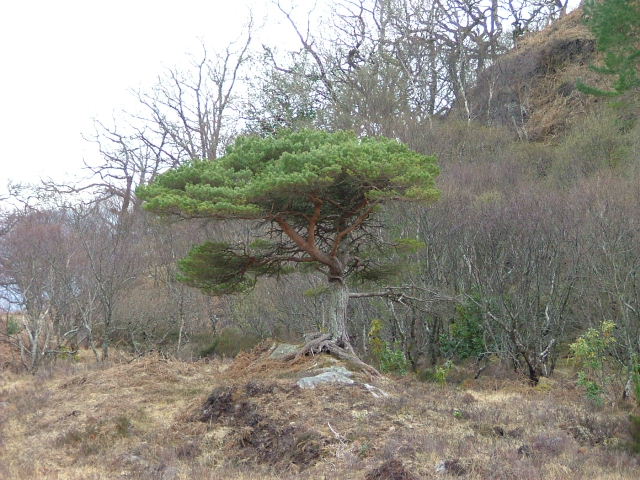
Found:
<box><xmin>1</xmin><ymin>348</ymin><xmax>639</xmax><ymax>479</ymax></box>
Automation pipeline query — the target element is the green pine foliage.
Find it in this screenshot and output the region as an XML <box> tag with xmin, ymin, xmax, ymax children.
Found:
<box><xmin>176</xmin><ymin>242</ymin><xmax>291</xmax><ymax>295</ymax></box>
<box><xmin>138</xmin><ymin>129</ymin><xmax>439</xmax><ymax>219</ymax></box>
<box><xmin>138</xmin><ymin>129</ymin><xmax>439</xmax><ymax>295</ymax></box>
<box><xmin>578</xmin><ymin>0</ymin><xmax>640</xmax><ymax>95</ymax></box>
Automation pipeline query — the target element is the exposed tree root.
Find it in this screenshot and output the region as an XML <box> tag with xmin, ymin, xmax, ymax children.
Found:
<box><xmin>283</xmin><ymin>333</ymin><xmax>380</xmax><ymax>377</ymax></box>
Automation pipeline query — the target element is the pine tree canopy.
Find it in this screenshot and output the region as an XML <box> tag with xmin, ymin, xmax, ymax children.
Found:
<box><xmin>137</xmin><ymin>129</ymin><xmax>439</xmax><ymax>294</ymax></box>
<box><xmin>579</xmin><ymin>0</ymin><xmax>640</xmax><ymax>95</ymax></box>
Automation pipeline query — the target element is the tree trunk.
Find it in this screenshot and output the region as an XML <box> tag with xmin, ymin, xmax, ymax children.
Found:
<box><xmin>283</xmin><ymin>277</ymin><xmax>379</xmax><ymax>376</ymax></box>
<box><xmin>102</xmin><ymin>310</ymin><xmax>112</xmax><ymax>361</ymax></box>
<box><xmin>326</xmin><ymin>279</ymin><xmax>352</xmax><ymax>351</ymax></box>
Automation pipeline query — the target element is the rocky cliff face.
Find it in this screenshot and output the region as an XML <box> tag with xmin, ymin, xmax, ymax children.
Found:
<box><xmin>468</xmin><ymin>9</ymin><xmax>610</xmax><ymax>141</ymax></box>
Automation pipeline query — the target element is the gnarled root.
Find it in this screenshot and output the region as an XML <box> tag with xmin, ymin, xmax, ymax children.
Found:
<box><xmin>283</xmin><ymin>333</ymin><xmax>380</xmax><ymax>377</ymax></box>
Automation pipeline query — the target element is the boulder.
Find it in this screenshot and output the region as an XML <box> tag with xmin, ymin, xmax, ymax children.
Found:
<box><xmin>311</xmin><ymin>365</ymin><xmax>354</xmax><ymax>377</ymax></box>
<box><xmin>297</xmin><ymin>371</ymin><xmax>355</xmax><ymax>389</ymax></box>
<box><xmin>435</xmin><ymin>459</ymin><xmax>466</xmax><ymax>476</ymax></box>
<box><xmin>268</xmin><ymin>343</ymin><xmax>300</xmax><ymax>359</ymax></box>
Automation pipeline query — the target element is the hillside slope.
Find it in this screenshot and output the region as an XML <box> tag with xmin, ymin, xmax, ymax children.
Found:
<box><xmin>470</xmin><ymin>9</ymin><xmax>611</xmax><ymax>140</ymax></box>
<box><xmin>1</xmin><ymin>347</ymin><xmax>638</xmax><ymax>479</ymax></box>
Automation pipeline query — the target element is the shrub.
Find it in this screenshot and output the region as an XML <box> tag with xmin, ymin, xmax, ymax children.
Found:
<box><xmin>56</xmin><ymin>345</ymin><xmax>79</xmax><ymax>361</ymax></box>
<box><xmin>629</xmin><ymin>415</ymin><xmax>640</xmax><ymax>454</ymax></box>
<box><xmin>577</xmin><ymin>372</ymin><xmax>606</xmax><ymax>406</ymax></box>
<box><xmin>378</xmin><ymin>343</ymin><xmax>410</xmax><ymax>375</ymax></box>
<box><xmin>6</xmin><ymin>318</ymin><xmax>21</xmax><ymax>336</ymax></box>
<box><xmin>368</xmin><ymin>319</ymin><xmax>386</xmax><ymax>358</ymax></box>
<box><xmin>368</xmin><ymin>319</ymin><xmax>410</xmax><ymax>375</ymax></box>
<box><xmin>552</xmin><ymin>107</ymin><xmax>634</xmax><ymax>182</ymax></box>
<box><xmin>570</xmin><ymin>320</ymin><xmax>616</xmax><ymax>371</ymax></box>
<box><xmin>570</xmin><ymin>320</ymin><xmax>617</xmax><ymax>405</ymax></box>
<box><xmin>419</xmin><ymin>360</ymin><xmax>455</xmax><ymax>385</ymax></box>
<box><xmin>440</xmin><ymin>299</ymin><xmax>486</xmax><ymax>361</ymax></box>
<box><xmin>114</xmin><ymin>415</ymin><xmax>132</xmax><ymax>437</ymax></box>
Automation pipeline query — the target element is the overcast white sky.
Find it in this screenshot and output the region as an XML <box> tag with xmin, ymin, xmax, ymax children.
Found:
<box><xmin>0</xmin><ymin>0</ymin><xmax>304</xmax><ymax>196</ymax></box>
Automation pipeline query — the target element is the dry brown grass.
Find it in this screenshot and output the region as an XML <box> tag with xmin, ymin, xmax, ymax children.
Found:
<box><xmin>471</xmin><ymin>8</ymin><xmax>616</xmax><ymax>141</ymax></box>
<box><xmin>0</xmin><ymin>347</ymin><xmax>638</xmax><ymax>480</ymax></box>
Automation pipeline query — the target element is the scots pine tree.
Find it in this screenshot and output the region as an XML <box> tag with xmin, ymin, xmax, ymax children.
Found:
<box><xmin>138</xmin><ymin>129</ymin><xmax>438</xmax><ymax>359</ymax></box>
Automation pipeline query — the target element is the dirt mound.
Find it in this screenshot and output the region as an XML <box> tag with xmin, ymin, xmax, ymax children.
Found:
<box><xmin>183</xmin><ymin>348</ymin><xmax>394</xmax><ymax>471</ymax></box>
<box><xmin>197</xmin><ymin>382</ymin><xmax>326</xmax><ymax>469</ymax></box>
<box><xmin>469</xmin><ymin>9</ymin><xmax>611</xmax><ymax>140</ymax></box>
<box><xmin>365</xmin><ymin>458</ymin><xmax>418</xmax><ymax>480</ymax></box>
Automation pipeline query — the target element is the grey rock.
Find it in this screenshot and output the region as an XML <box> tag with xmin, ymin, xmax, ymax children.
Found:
<box><xmin>313</xmin><ymin>365</ymin><xmax>354</xmax><ymax>377</ymax></box>
<box><xmin>297</xmin><ymin>371</ymin><xmax>355</xmax><ymax>389</ymax></box>
<box><xmin>363</xmin><ymin>383</ymin><xmax>389</xmax><ymax>398</ymax></box>
<box><xmin>435</xmin><ymin>459</ymin><xmax>466</xmax><ymax>476</ymax></box>
<box><xmin>268</xmin><ymin>343</ymin><xmax>300</xmax><ymax>359</ymax></box>
<box><xmin>122</xmin><ymin>454</ymin><xmax>149</xmax><ymax>469</ymax></box>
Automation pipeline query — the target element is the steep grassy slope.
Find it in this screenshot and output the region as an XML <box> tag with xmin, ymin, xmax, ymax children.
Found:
<box><xmin>470</xmin><ymin>8</ymin><xmax>614</xmax><ymax>140</ymax></box>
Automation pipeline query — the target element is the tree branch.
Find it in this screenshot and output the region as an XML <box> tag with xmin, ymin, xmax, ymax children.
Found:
<box><xmin>274</xmin><ymin>215</ymin><xmax>333</xmax><ymax>267</ymax></box>
<box><xmin>331</xmin><ymin>204</ymin><xmax>374</xmax><ymax>257</ymax></box>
